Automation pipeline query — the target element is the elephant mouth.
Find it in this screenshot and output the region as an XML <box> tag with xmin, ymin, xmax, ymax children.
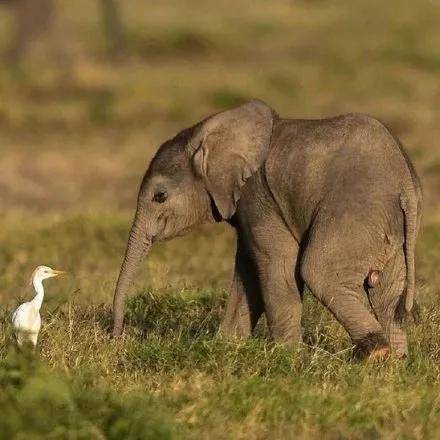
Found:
<box><xmin>155</xmin><ymin>223</ymin><xmax>199</xmax><ymax>243</ymax></box>
<box><xmin>210</xmin><ymin>196</ymin><xmax>223</xmax><ymax>222</ymax></box>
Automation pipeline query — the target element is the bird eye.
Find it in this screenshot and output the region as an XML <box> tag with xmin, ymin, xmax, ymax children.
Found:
<box><xmin>152</xmin><ymin>191</ymin><xmax>168</xmax><ymax>203</ymax></box>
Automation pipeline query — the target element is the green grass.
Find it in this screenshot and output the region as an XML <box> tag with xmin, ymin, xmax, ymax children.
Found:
<box><xmin>1</xmin><ymin>214</ymin><xmax>440</xmax><ymax>438</ymax></box>
<box><xmin>0</xmin><ymin>0</ymin><xmax>440</xmax><ymax>437</ymax></box>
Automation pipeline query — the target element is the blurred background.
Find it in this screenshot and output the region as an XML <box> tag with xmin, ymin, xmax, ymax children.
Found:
<box><xmin>1</xmin><ymin>3</ymin><xmax>440</xmax><ymax>436</ymax></box>
<box><xmin>0</xmin><ymin>0</ymin><xmax>439</xmax><ymax>304</ymax></box>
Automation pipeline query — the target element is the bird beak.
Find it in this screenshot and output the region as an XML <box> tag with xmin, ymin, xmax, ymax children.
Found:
<box><xmin>52</xmin><ymin>270</ymin><xmax>68</xmax><ymax>277</ymax></box>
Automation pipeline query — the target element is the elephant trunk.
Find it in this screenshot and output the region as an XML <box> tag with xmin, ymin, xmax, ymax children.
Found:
<box><xmin>112</xmin><ymin>206</ymin><xmax>152</xmax><ymax>337</ymax></box>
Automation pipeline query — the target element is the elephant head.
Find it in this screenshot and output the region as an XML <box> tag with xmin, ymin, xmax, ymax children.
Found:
<box><xmin>112</xmin><ymin>100</ymin><xmax>276</xmax><ymax>337</ymax></box>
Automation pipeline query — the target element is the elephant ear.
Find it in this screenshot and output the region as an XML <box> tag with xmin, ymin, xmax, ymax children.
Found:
<box><xmin>189</xmin><ymin>100</ymin><xmax>276</xmax><ymax>219</ymax></box>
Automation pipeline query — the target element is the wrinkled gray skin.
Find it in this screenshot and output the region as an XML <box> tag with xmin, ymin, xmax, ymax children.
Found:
<box><xmin>112</xmin><ymin>100</ymin><xmax>422</xmax><ymax>358</ymax></box>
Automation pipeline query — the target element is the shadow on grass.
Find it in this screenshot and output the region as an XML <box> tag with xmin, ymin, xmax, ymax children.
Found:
<box><xmin>125</xmin><ymin>288</ymin><xmax>225</xmax><ymax>340</ymax></box>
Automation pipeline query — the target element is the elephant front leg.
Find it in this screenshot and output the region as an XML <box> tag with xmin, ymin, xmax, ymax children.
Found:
<box><xmin>258</xmin><ymin>257</ymin><xmax>303</xmax><ymax>347</ymax></box>
<box><xmin>219</xmin><ymin>239</ymin><xmax>264</xmax><ymax>339</ymax></box>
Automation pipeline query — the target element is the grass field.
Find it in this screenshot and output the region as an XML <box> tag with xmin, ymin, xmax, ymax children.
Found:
<box><xmin>1</xmin><ymin>0</ymin><xmax>440</xmax><ymax>438</ymax></box>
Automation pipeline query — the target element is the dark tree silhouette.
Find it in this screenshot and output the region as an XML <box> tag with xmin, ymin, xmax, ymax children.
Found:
<box><xmin>2</xmin><ymin>0</ymin><xmax>126</xmax><ymax>65</ymax></box>
<box><xmin>6</xmin><ymin>0</ymin><xmax>55</xmax><ymax>64</ymax></box>
<box><xmin>100</xmin><ymin>0</ymin><xmax>126</xmax><ymax>58</ymax></box>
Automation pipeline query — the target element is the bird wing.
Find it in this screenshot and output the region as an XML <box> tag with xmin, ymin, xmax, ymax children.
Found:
<box><xmin>11</xmin><ymin>303</ymin><xmax>27</xmax><ymax>326</ymax></box>
<box><xmin>12</xmin><ymin>302</ymin><xmax>40</xmax><ymax>333</ymax></box>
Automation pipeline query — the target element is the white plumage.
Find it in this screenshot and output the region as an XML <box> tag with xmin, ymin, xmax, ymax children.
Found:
<box><xmin>12</xmin><ymin>265</ymin><xmax>67</xmax><ymax>347</ymax></box>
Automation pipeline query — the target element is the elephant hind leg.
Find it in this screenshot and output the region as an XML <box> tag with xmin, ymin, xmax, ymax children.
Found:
<box><xmin>366</xmin><ymin>250</ymin><xmax>409</xmax><ymax>358</ymax></box>
<box><xmin>301</xmin><ymin>227</ymin><xmax>388</xmax><ymax>359</ymax></box>
<box><xmin>302</xmin><ymin>265</ymin><xmax>388</xmax><ymax>358</ymax></box>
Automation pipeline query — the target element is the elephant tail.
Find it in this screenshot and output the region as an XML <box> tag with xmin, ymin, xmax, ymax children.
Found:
<box><xmin>400</xmin><ymin>188</ymin><xmax>418</xmax><ymax>313</ymax></box>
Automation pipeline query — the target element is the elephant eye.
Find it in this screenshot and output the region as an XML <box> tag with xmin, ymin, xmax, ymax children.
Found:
<box><xmin>153</xmin><ymin>190</ymin><xmax>168</xmax><ymax>203</ymax></box>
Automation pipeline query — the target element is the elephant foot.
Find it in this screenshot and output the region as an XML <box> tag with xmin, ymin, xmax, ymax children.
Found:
<box><xmin>111</xmin><ymin>325</ymin><xmax>124</xmax><ymax>338</ymax></box>
<box><xmin>353</xmin><ymin>332</ymin><xmax>390</xmax><ymax>360</ymax></box>
<box><xmin>393</xmin><ymin>347</ymin><xmax>407</xmax><ymax>359</ymax></box>
<box><xmin>271</xmin><ymin>331</ymin><xmax>303</xmax><ymax>350</ymax></box>
<box><xmin>218</xmin><ymin>320</ymin><xmax>251</xmax><ymax>341</ymax></box>
<box><xmin>368</xmin><ymin>347</ymin><xmax>391</xmax><ymax>361</ymax></box>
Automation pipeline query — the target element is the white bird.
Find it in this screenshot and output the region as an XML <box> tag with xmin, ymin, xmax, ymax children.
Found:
<box><xmin>12</xmin><ymin>265</ymin><xmax>67</xmax><ymax>347</ymax></box>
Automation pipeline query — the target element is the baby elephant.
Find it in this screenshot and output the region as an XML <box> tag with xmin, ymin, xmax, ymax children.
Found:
<box><xmin>112</xmin><ymin>100</ymin><xmax>422</xmax><ymax>360</ymax></box>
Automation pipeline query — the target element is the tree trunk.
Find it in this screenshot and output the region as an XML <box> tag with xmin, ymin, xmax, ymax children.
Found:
<box><xmin>100</xmin><ymin>0</ymin><xmax>126</xmax><ymax>58</ymax></box>
<box><xmin>6</xmin><ymin>0</ymin><xmax>55</xmax><ymax>64</ymax></box>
